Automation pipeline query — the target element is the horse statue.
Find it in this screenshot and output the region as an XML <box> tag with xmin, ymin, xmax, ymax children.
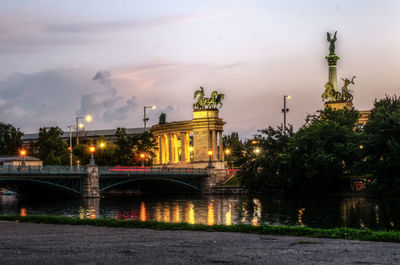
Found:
<box><xmin>207</xmin><ymin>91</ymin><xmax>225</xmax><ymax>109</ymax></box>
<box><xmin>193</xmin><ymin>87</ymin><xmax>207</xmax><ymax>110</ymax></box>
<box><xmin>193</xmin><ymin>87</ymin><xmax>225</xmax><ymax>110</ymax></box>
<box><xmin>340</xmin><ymin>76</ymin><xmax>356</xmax><ymax>102</ymax></box>
<box><xmin>322</xmin><ymin>82</ymin><xmax>340</xmax><ymax>102</ymax></box>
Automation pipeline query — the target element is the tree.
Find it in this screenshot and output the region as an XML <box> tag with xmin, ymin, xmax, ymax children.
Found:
<box><xmin>237</xmin><ymin>125</ymin><xmax>293</xmax><ymax>193</ymax></box>
<box><xmin>284</xmin><ymin>108</ymin><xmax>362</xmax><ymax>192</ymax></box>
<box><xmin>222</xmin><ymin>132</ymin><xmax>245</xmax><ymax>168</ymax></box>
<box><xmin>35</xmin><ymin>127</ymin><xmax>69</xmax><ymax>165</ymax></box>
<box><xmin>0</xmin><ymin>123</ymin><xmax>24</xmax><ymax>156</ymax></box>
<box><xmin>363</xmin><ymin>95</ymin><xmax>400</xmax><ymax>195</ymax></box>
<box><xmin>114</xmin><ymin>128</ymin><xmax>157</xmax><ymax>166</ymax></box>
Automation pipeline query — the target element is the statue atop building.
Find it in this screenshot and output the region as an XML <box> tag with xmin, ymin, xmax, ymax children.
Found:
<box><xmin>193</xmin><ymin>87</ymin><xmax>225</xmax><ymax>110</ymax></box>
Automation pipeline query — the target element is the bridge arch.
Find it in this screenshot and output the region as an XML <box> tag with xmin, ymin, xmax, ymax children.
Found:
<box><xmin>0</xmin><ymin>178</ymin><xmax>82</xmax><ymax>196</ymax></box>
<box><xmin>100</xmin><ymin>177</ymin><xmax>202</xmax><ymax>193</ymax></box>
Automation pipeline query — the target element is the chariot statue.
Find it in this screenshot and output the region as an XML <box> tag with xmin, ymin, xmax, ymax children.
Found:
<box><xmin>193</xmin><ymin>87</ymin><xmax>225</xmax><ymax>110</ymax></box>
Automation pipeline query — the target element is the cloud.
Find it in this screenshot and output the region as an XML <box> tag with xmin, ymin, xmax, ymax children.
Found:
<box><xmin>45</xmin><ymin>14</ymin><xmax>196</xmax><ymax>34</ymax></box>
<box><xmin>0</xmin><ymin>14</ymin><xmax>199</xmax><ymax>53</ymax></box>
<box><xmin>77</xmin><ymin>70</ymin><xmax>138</xmax><ymax>122</ymax></box>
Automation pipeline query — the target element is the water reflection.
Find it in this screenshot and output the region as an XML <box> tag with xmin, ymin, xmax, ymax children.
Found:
<box><xmin>1</xmin><ymin>195</ymin><xmax>400</xmax><ymax>230</ymax></box>
<box><xmin>185</xmin><ymin>202</ymin><xmax>195</xmax><ymax>224</ymax></box>
<box><xmin>207</xmin><ymin>200</ymin><xmax>215</xmax><ymax>226</ymax></box>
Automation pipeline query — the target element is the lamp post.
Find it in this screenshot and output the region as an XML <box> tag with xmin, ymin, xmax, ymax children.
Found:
<box><xmin>225</xmin><ymin>148</ymin><xmax>231</xmax><ymax>167</ymax></box>
<box><xmin>19</xmin><ymin>149</ymin><xmax>27</xmax><ymax>166</ymax></box>
<box><xmin>76</xmin><ymin>115</ymin><xmax>92</xmax><ymax>145</ymax></box>
<box><xmin>143</xmin><ymin>105</ymin><xmax>156</xmax><ymax>132</ymax></box>
<box><xmin>140</xmin><ymin>153</ymin><xmax>145</xmax><ymax>167</ymax></box>
<box><xmin>208</xmin><ymin>150</ymin><xmax>213</xmax><ymax>167</ymax></box>
<box><xmin>282</xmin><ymin>95</ymin><xmax>291</xmax><ymax>133</ymax></box>
<box><xmin>89</xmin><ymin>146</ymin><xmax>96</xmax><ymax>165</ymax></box>
<box><xmin>67</xmin><ymin>125</ymin><xmax>75</xmax><ymax>168</ymax></box>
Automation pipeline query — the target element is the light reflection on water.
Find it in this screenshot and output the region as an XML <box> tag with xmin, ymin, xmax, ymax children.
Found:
<box><xmin>1</xmin><ymin>195</ymin><xmax>400</xmax><ymax>230</ymax></box>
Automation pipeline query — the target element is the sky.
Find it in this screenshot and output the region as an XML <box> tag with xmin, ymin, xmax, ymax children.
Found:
<box><xmin>0</xmin><ymin>0</ymin><xmax>399</xmax><ymax>138</ymax></box>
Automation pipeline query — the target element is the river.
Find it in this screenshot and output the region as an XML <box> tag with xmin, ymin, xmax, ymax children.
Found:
<box><xmin>0</xmin><ymin>194</ymin><xmax>399</xmax><ymax>230</ymax></box>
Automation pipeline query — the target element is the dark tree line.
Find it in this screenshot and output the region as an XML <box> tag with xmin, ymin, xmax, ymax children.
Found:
<box><xmin>235</xmin><ymin>95</ymin><xmax>400</xmax><ymax>196</ymax></box>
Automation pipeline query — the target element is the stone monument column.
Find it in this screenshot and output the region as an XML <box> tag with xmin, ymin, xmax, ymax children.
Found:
<box><xmin>212</xmin><ymin>130</ymin><xmax>218</xmax><ymax>161</ymax></box>
<box><xmin>158</xmin><ymin>135</ymin><xmax>163</xmax><ymax>164</ymax></box>
<box><xmin>326</xmin><ymin>55</ymin><xmax>340</xmax><ymax>91</ymax></box>
<box><xmin>218</xmin><ymin>131</ymin><xmax>224</xmax><ymax>161</ymax></box>
<box><xmin>168</xmin><ymin>134</ymin><xmax>173</xmax><ymax>163</ymax></box>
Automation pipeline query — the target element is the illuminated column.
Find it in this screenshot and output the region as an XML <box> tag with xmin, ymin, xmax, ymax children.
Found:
<box><xmin>180</xmin><ymin>132</ymin><xmax>186</xmax><ymax>162</ymax></box>
<box><xmin>158</xmin><ymin>135</ymin><xmax>163</xmax><ymax>164</ymax></box>
<box><xmin>185</xmin><ymin>132</ymin><xmax>190</xmax><ymax>162</ymax></box>
<box><xmin>212</xmin><ymin>130</ymin><xmax>218</xmax><ymax>160</ymax></box>
<box><xmin>162</xmin><ymin>135</ymin><xmax>167</xmax><ymax>164</ymax></box>
<box><xmin>173</xmin><ymin>134</ymin><xmax>179</xmax><ymax>163</ymax></box>
<box><xmin>168</xmin><ymin>134</ymin><xmax>173</xmax><ymax>163</ymax></box>
<box><xmin>219</xmin><ymin>131</ymin><xmax>224</xmax><ymax>161</ymax></box>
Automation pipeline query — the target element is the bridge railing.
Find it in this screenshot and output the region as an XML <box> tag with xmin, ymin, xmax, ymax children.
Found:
<box><xmin>0</xmin><ymin>165</ymin><xmax>87</xmax><ymax>175</ymax></box>
<box><xmin>99</xmin><ymin>166</ymin><xmax>208</xmax><ymax>175</ymax></box>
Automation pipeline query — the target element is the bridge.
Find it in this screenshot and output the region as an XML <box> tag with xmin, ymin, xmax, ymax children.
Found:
<box><xmin>0</xmin><ymin>165</ymin><xmax>216</xmax><ymax>197</ymax></box>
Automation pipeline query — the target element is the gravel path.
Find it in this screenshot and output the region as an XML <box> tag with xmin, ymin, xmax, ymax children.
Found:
<box><xmin>0</xmin><ymin>221</ymin><xmax>399</xmax><ymax>265</ymax></box>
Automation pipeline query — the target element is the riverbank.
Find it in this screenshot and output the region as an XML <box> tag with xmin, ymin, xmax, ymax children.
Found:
<box><xmin>1</xmin><ymin>215</ymin><xmax>400</xmax><ymax>243</ymax></box>
<box><xmin>1</xmin><ymin>220</ymin><xmax>399</xmax><ymax>265</ymax></box>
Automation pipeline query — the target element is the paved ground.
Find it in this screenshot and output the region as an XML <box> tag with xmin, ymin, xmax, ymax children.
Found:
<box><xmin>0</xmin><ymin>221</ymin><xmax>399</xmax><ymax>265</ymax></box>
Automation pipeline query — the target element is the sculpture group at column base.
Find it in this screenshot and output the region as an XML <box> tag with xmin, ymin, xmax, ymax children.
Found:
<box><xmin>324</xmin><ymin>100</ymin><xmax>353</xmax><ymax>111</ymax></box>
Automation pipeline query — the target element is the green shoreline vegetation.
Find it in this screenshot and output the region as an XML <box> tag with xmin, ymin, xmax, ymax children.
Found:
<box><xmin>1</xmin><ymin>215</ymin><xmax>400</xmax><ymax>243</ymax></box>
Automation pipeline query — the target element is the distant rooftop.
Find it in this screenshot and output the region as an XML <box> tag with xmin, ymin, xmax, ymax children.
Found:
<box><xmin>22</xmin><ymin>127</ymin><xmax>149</xmax><ymax>141</ymax></box>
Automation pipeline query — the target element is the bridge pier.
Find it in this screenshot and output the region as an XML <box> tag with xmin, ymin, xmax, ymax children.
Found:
<box><xmin>82</xmin><ymin>165</ymin><xmax>100</xmax><ymax>198</ymax></box>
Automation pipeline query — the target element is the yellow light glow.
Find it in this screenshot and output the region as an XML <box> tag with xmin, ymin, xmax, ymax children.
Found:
<box><xmin>189</xmin><ymin>146</ymin><xmax>193</xmax><ymax>152</ymax></box>
<box><xmin>207</xmin><ymin>200</ymin><xmax>215</xmax><ymax>226</ymax></box>
<box><xmin>208</xmin><ymin>150</ymin><xmax>213</xmax><ymax>156</ymax></box>
<box><xmin>140</xmin><ymin>153</ymin><xmax>145</xmax><ymax>159</ymax></box>
<box><xmin>99</xmin><ymin>142</ymin><xmax>105</xmax><ymax>148</ymax></box>
<box><xmin>89</xmin><ymin>146</ymin><xmax>96</xmax><ymax>153</ymax></box>
<box><xmin>20</xmin><ymin>149</ymin><xmax>27</xmax><ymax>156</ymax></box>
<box><xmin>152</xmin><ymin>105</ymin><xmax>156</xmax><ymax>110</ymax></box>
<box><xmin>254</xmin><ymin>148</ymin><xmax>261</xmax><ymax>154</ymax></box>
<box><xmin>140</xmin><ymin>202</ymin><xmax>147</xmax><ymax>222</ymax></box>
<box><xmin>359</xmin><ymin>145</ymin><xmax>364</xmax><ymax>149</ymax></box>
<box><xmin>225</xmin><ymin>149</ymin><xmax>231</xmax><ymax>154</ymax></box>
<box><xmin>286</xmin><ymin>95</ymin><xmax>291</xmax><ymax>99</ymax></box>
<box><xmin>78</xmin><ymin>123</ymin><xmax>84</xmax><ymax>129</ymax></box>
<box><xmin>225</xmin><ymin>204</ymin><xmax>232</xmax><ymax>226</ymax></box>
<box><xmin>85</xmin><ymin>115</ymin><xmax>92</xmax><ymax>122</ymax></box>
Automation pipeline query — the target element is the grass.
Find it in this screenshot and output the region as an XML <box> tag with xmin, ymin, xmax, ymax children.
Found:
<box><xmin>1</xmin><ymin>215</ymin><xmax>400</xmax><ymax>243</ymax></box>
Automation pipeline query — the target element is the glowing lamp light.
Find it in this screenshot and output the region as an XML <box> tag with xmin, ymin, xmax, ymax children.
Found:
<box><xmin>67</xmin><ymin>146</ymin><xmax>72</xmax><ymax>151</ymax></box>
<box><xmin>359</xmin><ymin>145</ymin><xmax>364</xmax><ymax>149</ymax></box>
<box><xmin>20</xmin><ymin>149</ymin><xmax>27</xmax><ymax>156</ymax></box>
<box><xmin>225</xmin><ymin>149</ymin><xmax>231</xmax><ymax>154</ymax></box>
<box><xmin>286</xmin><ymin>95</ymin><xmax>292</xmax><ymax>99</ymax></box>
<box><xmin>89</xmin><ymin>146</ymin><xmax>96</xmax><ymax>153</ymax></box>
<box><xmin>85</xmin><ymin>115</ymin><xmax>93</xmax><ymax>122</ymax></box>
<box><xmin>254</xmin><ymin>148</ymin><xmax>261</xmax><ymax>154</ymax></box>
<box><xmin>140</xmin><ymin>153</ymin><xmax>145</xmax><ymax>159</ymax></box>
<box><xmin>99</xmin><ymin>142</ymin><xmax>106</xmax><ymax>148</ymax></box>
<box><xmin>78</xmin><ymin>123</ymin><xmax>84</xmax><ymax>129</ymax></box>
<box><xmin>151</xmin><ymin>105</ymin><xmax>156</xmax><ymax>110</ymax></box>
<box><xmin>208</xmin><ymin>150</ymin><xmax>213</xmax><ymax>156</ymax></box>
<box><xmin>189</xmin><ymin>147</ymin><xmax>193</xmax><ymax>152</ymax></box>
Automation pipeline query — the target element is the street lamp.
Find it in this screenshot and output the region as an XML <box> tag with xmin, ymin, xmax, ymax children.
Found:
<box><xmin>225</xmin><ymin>148</ymin><xmax>231</xmax><ymax>167</ymax></box>
<box><xmin>19</xmin><ymin>149</ymin><xmax>27</xmax><ymax>166</ymax></box>
<box><xmin>140</xmin><ymin>153</ymin><xmax>146</xmax><ymax>167</ymax></box>
<box><xmin>282</xmin><ymin>95</ymin><xmax>291</xmax><ymax>133</ymax></box>
<box><xmin>254</xmin><ymin>147</ymin><xmax>261</xmax><ymax>154</ymax></box>
<box><xmin>143</xmin><ymin>105</ymin><xmax>156</xmax><ymax>132</ymax></box>
<box><xmin>89</xmin><ymin>146</ymin><xmax>96</xmax><ymax>165</ymax></box>
<box><xmin>76</xmin><ymin>115</ymin><xmax>92</xmax><ymax>145</ymax></box>
<box><xmin>208</xmin><ymin>150</ymin><xmax>213</xmax><ymax>167</ymax></box>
